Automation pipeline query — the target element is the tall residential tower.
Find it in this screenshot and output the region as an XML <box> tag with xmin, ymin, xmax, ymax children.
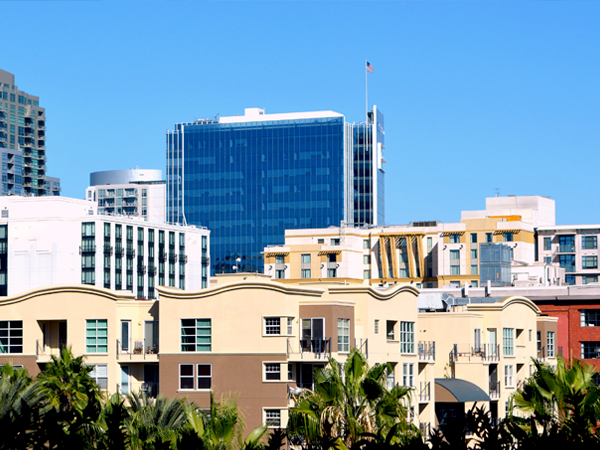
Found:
<box><xmin>0</xmin><ymin>69</ymin><xmax>60</xmax><ymax>196</ymax></box>
<box><xmin>166</xmin><ymin>107</ymin><xmax>385</xmax><ymax>274</ymax></box>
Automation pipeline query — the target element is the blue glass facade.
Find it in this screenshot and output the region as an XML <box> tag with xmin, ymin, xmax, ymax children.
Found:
<box><xmin>167</xmin><ymin>108</ymin><xmax>384</xmax><ymax>275</ymax></box>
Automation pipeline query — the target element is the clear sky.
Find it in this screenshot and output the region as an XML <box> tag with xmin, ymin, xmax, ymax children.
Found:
<box><xmin>3</xmin><ymin>1</ymin><xmax>599</xmax><ymax>226</ymax></box>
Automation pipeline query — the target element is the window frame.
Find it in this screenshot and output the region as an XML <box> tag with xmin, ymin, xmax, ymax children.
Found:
<box><xmin>400</xmin><ymin>321</ymin><xmax>415</xmax><ymax>354</ymax></box>
<box><xmin>86</xmin><ymin>319</ymin><xmax>108</xmax><ymax>353</ymax></box>
<box><xmin>503</xmin><ymin>328</ymin><xmax>514</xmax><ymax>356</ymax></box>
<box><xmin>337</xmin><ymin>318</ymin><xmax>350</xmax><ymax>353</ymax></box>
<box><xmin>0</xmin><ymin>320</ymin><xmax>23</xmax><ymax>354</ymax></box>
<box><xmin>181</xmin><ymin>318</ymin><xmax>212</xmax><ymax>352</ymax></box>
<box><xmin>264</xmin><ymin>362</ymin><xmax>282</xmax><ymax>381</ymax></box>
<box><xmin>89</xmin><ymin>364</ymin><xmax>108</xmax><ymax>390</ymax></box>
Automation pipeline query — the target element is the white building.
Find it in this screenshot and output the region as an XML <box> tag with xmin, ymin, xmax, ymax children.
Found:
<box><xmin>85</xmin><ymin>169</ymin><xmax>166</xmax><ymax>223</ymax></box>
<box><xmin>0</xmin><ymin>196</ymin><xmax>210</xmax><ymax>298</ymax></box>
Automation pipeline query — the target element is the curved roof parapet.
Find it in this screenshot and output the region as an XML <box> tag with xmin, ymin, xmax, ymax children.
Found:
<box><xmin>465</xmin><ymin>295</ymin><xmax>541</xmax><ymax>315</ymax></box>
<box><xmin>435</xmin><ymin>378</ymin><xmax>491</xmax><ymax>403</ymax></box>
<box><xmin>0</xmin><ymin>283</ymin><xmax>136</xmax><ymax>305</ymax></box>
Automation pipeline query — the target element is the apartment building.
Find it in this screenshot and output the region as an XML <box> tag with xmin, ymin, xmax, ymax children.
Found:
<box><xmin>85</xmin><ymin>169</ymin><xmax>166</xmax><ymax>223</ymax></box>
<box><xmin>264</xmin><ymin>195</ymin><xmax>556</xmax><ymax>288</ymax></box>
<box><xmin>0</xmin><ymin>68</ymin><xmax>60</xmax><ymax>196</ymax></box>
<box><xmin>0</xmin><ymin>196</ymin><xmax>210</xmax><ymax>298</ymax></box>
<box><xmin>537</xmin><ymin>225</ymin><xmax>600</xmax><ymax>285</ymax></box>
<box><xmin>418</xmin><ymin>294</ymin><xmax>557</xmax><ymax>424</ymax></box>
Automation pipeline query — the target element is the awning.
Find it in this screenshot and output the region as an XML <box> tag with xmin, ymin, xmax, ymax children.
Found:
<box><xmin>493</xmin><ymin>229</ymin><xmax>521</xmax><ymax>235</ymax></box>
<box><xmin>434</xmin><ymin>378</ymin><xmax>491</xmax><ymax>403</ymax></box>
<box><xmin>441</xmin><ymin>231</ymin><xmax>465</xmax><ymax>237</ymax></box>
<box><xmin>263</xmin><ymin>251</ymin><xmax>289</xmax><ymax>257</ymax></box>
<box><xmin>318</xmin><ymin>250</ymin><xmax>341</xmax><ymax>255</ymax></box>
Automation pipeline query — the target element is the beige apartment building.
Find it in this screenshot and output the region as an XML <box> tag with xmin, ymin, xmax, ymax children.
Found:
<box><xmin>0</xmin><ymin>275</ymin><xmax>553</xmax><ymax>432</ymax></box>
<box><xmin>264</xmin><ymin>195</ymin><xmax>556</xmax><ymax>289</ymax></box>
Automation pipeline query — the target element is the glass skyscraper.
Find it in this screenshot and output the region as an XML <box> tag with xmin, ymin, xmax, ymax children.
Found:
<box><xmin>166</xmin><ymin>107</ymin><xmax>385</xmax><ymax>274</ymax></box>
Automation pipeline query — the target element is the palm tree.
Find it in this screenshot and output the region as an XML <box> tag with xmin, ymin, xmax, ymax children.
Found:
<box><xmin>36</xmin><ymin>346</ymin><xmax>104</xmax><ymax>449</ymax></box>
<box><xmin>0</xmin><ymin>363</ymin><xmax>46</xmax><ymax>450</ymax></box>
<box><xmin>287</xmin><ymin>349</ymin><xmax>417</xmax><ymax>449</ymax></box>
<box><xmin>512</xmin><ymin>355</ymin><xmax>600</xmax><ymax>444</ymax></box>
<box><xmin>126</xmin><ymin>391</ymin><xmax>188</xmax><ymax>450</ymax></box>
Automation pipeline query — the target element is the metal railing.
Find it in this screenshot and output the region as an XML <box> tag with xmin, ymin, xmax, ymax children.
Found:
<box><xmin>418</xmin><ymin>341</ymin><xmax>435</xmax><ymax>362</ymax></box>
<box><xmin>355</xmin><ymin>338</ymin><xmax>369</xmax><ymax>359</ymax></box>
<box><xmin>116</xmin><ymin>338</ymin><xmax>158</xmax><ymax>360</ymax></box>
<box><xmin>419</xmin><ymin>381</ymin><xmax>431</xmax><ymax>402</ymax></box>
<box><xmin>450</xmin><ymin>343</ymin><xmax>500</xmax><ymax>362</ymax></box>
<box><xmin>489</xmin><ymin>381</ymin><xmax>500</xmax><ymax>400</ymax></box>
<box><xmin>36</xmin><ymin>338</ymin><xmax>67</xmax><ymax>358</ymax></box>
<box><xmin>300</xmin><ymin>338</ymin><xmax>331</xmax><ymax>359</ymax></box>
<box><xmin>419</xmin><ymin>422</ymin><xmax>431</xmax><ymax>440</ymax></box>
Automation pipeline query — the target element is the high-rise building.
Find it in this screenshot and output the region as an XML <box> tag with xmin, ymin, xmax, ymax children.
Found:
<box><xmin>166</xmin><ymin>107</ymin><xmax>385</xmax><ymax>274</ymax></box>
<box><xmin>86</xmin><ymin>169</ymin><xmax>166</xmax><ymax>223</ymax></box>
<box><xmin>0</xmin><ymin>68</ymin><xmax>60</xmax><ymax>197</ymax></box>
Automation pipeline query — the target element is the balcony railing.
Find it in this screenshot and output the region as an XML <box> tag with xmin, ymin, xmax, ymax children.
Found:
<box><xmin>557</xmin><ymin>244</ymin><xmax>576</xmax><ymax>253</ymax></box>
<box><xmin>419</xmin><ymin>381</ymin><xmax>431</xmax><ymax>402</ymax></box>
<box><xmin>36</xmin><ymin>338</ymin><xmax>67</xmax><ymax>360</ymax></box>
<box><xmin>489</xmin><ymin>381</ymin><xmax>500</xmax><ymax>400</ymax></box>
<box><xmin>116</xmin><ymin>338</ymin><xmax>159</xmax><ymax>360</ymax></box>
<box><xmin>300</xmin><ymin>337</ymin><xmax>331</xmax><ymax>359</ymax></box>
<box><xmin>418</xmin><ymin>341</ymin><xmax>435</xmax><ymax>362</ymax></box>
<box><xmin>419</xmin><ymin>422</ymin><xmax>431</xmax><ymax>440</ymax></box>
<box><xmin>450</xmin><ymin>343</ymin><xmax>500</xmax><ymax>362</ymax></box>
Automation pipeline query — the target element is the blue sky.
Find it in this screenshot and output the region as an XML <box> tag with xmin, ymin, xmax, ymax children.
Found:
<box><xmin>3</xmin><ymin>1</ymin><xmax>599</xmax><ymax>226</ymax></box>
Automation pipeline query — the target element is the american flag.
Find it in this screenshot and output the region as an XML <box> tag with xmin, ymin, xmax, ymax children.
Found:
<box><xmin>366</xmin><ymin>61</ymin><xmax>374</xmax><ymax>73</ymax></box>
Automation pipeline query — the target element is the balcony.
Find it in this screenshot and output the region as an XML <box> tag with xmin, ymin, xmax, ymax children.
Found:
<box><xmin>80</xmin><ymin>244</ymin><xmax>96</xmax><ymax>254</ymax></box>
<box><xmin>450</xmin><ymin>343</ymin><xmax>500</xmax><ymax>363</ymax></box>
<box><xmin>418</xmin><ymin>341</ymin><xmax>436</xmax><ymax>362</ymax></box>
<box><xmin>36</xmin><ymin>338</ymin><xmax>67</xmax><ymax>362</ymax></box>
<box><xmin>287</xmin><ymin>337</ymin><xmax>332</xmax><ymax>360</ymax></box>
<box><xmin>557</xmin><ymin>244</ymin><xmax>576</xmax><ymax>253</ymax></box>
<box><xmin>116</xmin><ymin>338</ymin><xmax>159</xmax><ymax>362</ymax></box>
<box><xmin>419</xmin><ymin>381</ymin><xmax>431</xmax><ymax>403</ymax></box>
<box><xmin>489</xmin><ymin>381</ymin><xmax>500</xmax><ymax>400</ymax></box>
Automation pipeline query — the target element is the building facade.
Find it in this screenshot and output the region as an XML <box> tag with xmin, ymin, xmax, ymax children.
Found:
<box><xmin>0</xmin><ymin>196</ymin><xmax>209</xmax><ymax>298</ymax></box>
<box><xmin>0</xmin><ymin>69</ymin><xmax>60</xmax><ymax>197</ymax></box>
<box><xmin>537</xmin><ymin>225</ymin><xmax>600</xmax><ymax>285</ymax></box>
<box><xmin>264</xmin><ymin>196</ymin><xmax>557</xmax><ymax>289</ymax></box>
<box><xmin>86</xmin><ymin>169</ymin><xmax>166</xmax><ymax>223</ymax></box>
<box><xmin>166</xmin><ymin>107</ymin><xmax>385</xmax><ymax>274</ymax></box>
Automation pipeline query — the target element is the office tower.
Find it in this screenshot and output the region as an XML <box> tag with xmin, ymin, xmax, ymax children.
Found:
<box><xmin>0</xmin><ymin>69</ymin><xmax>60</xmax><ymax>196</ymax></box>
<box><xmin>86</xmin><ymin>169</ymin><xmax>166</xmax><ymax>223</ymax></box>
<box><xmin>166</xmin><ymin>107</ymin><xmax>385</xmax><ymax>274</ymax></box>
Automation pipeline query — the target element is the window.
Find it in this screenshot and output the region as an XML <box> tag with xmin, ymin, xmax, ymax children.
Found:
<box><xmin>471</xmin><ymin>265</ymin><xmax>478</xmax><ymax>275</ymax></box>
<box><xmin>470</xmin><ymin>249</ymin><xmax>477</xmax><ymax>259</ymax></box>
<box><xmin>180</xmin><ymin>364</ymin><xmax>212</xmax><ymax>390</ymax></box>
<box><xmin>427</xmin><ymin>236</ymin><xmax>433</xmax><ymax>248</ymax></box>
<box><xmin>86</xmin><ymin>319</ymin><xmax>108</xmax><ymax>353</ymax></box>
<box><xmin>560</xmin><ymin>254</ymin><xmax>576</xmax><ymax>273</ymax></box>
<box><xmin>89</xmin><ymin>364</ymin><xmax>108</xmax><ymax>390</ymax></box>
<box><xmin>275</xmin><ymin>270</ymin><xmax>285</xmax><ymax>279</ymax></box>
<box><xmin>275</xmin><ymin>255</ymin><xmax>284</xmax><ymax>264</ymax></box>
<box><xmin>331</xmin><ymin>238</ymin><xmax>340</xmax><ymax>246</ymax></box>
<box><xmin>287</xmin><ymin>318</ymin><xmax>293</xmax><ymax>335</ymax></box>
<box><xmin>547</xmin><ymin>331</ymin><xmax>555</xmax><ymax>358</ymax></box>
<box><xmin>559</xmin><ymin>235</ymin><xmax>575</xmax><ymax>253</ymax></box>
<box><xmin>0</xmin><ymin>321</ymin><xmax>22</xmax><ymax>353</ymax></box>
<box><xmin>265</xmin><ymin>318</ymin><xmax>281</xmax><ymax>335</ymax></box>
<box><xmin>583</xmin><ymin>256</ymin><xmax>598</xmax><ymax>269</ymax></box>
<box><xmin>363</xmin><ymin>269</ymin><xmax>371</xmax><ymax>279</ymax></box>
<box><xmin>544</xmin><ymin>256</ymin><xmax>551</xmax><ymax>264</ymax></box>
<box><xmin>317</xmin><ymin>239</ymin><xmax>324</xmax><ymax>244</ymax></box>
<box><xmin>486</xmin><ymin>233</ymin><xmax>493</xmax><ymax>243</ymax></box>
<box><xmin>544</xmin><ymin>237</ymin><xmax>551</xmax><ymax>251</ymax></box>
<box><xmin>386</xmin><ymin>364</ymin><xmax>396</xmax><ymax>389</ymax></box>
<box><xmin>581</xmin><ymin>342</ymin><xmax>600</xmax><ymax>359</ymax></box>
<box><xmin>565</xmin><ymin>274</ymin><xmax>576</xmax><ymax>285</ymax></box>
<box><xmin>265</xmin><ymin>409</ymin><xmax>281</xmax><ymax>428</ymax></box>
<box><xmin>504</xmin><ymin>365</ymin><xmax>514</xmax><ymax>387</ymax></box>
<box><xmin>503</xmin><ymin>328</ymin><xmax>514</xmax><ymax>356</ymax></box>
<box><xmin>471</xmin><ymin>280</ymin><xmax>478</xmax><ymax>287</ymax></box>
<box><xmin>181</xmin><ymin>319</ymin><xmax>211</xmax><ymax>352</ymax></box>
<box><xmin>400</xmin><ymin>322</ymin><xmax>415</xmax><ymax>353</ymax></box>
<box><xmin>450</xmin><ymin>265</ymin><xmax>460</xmax><ymax>275</ymax></box>
<box><xmin>374</xmin><ymin>319</ymin><xmax>379</xmax><ymax>334</ymax></box>
<box><xmin>449</xmin><ymin>234</ymin><xmax>460</xmax><ymax>244</ymax></box>
<box><xmin>402</xmin><ymin>363</ymin><xmax>414</xmax><ymax>387</ymax></box>
<box><xmin>301</xmin><ymin>269</ymin><xmax>311</xmax><ymax>278</ymax></box>
<box><xmin>301</xmin><ymin>254</ymin><xmax>311</xmax><ymax>264</ymax></box>
<box><xmin>386</xmin><ymin>320</ymin><xmax>397</xmax><ymax>340</ymax></box>
<box><xmin>503</xmin><ymin>232</ymin><xmax>513</xmax><ymax>242</ymax></box>
<box><xmin>363</xmin><ymin>255</ymin><xmax>371</xmax><ymax>264</ymax></box>
<box><xmin>180</xmin><ymin>364</ymin><xmax>194</xmax><ymax>389</ymax></box>
<box><xmin>197</xmin><ymin>364</ymin><xmax>212</xmax><ymax>389</ymax></box>
<box><xmin>583</xmin><ymin>276</ymin><xmax>598</xmax><ymax>285</ymax></box>
<box><xmin>363</xmin><ymin>239</ymin><xmax>370</xmax><ymax>249</ymax></box>
<box><xmin>470</xmin><ymin>233</ymin><xmax>477</xmax><ymax>243</ymax></box>
<box><xmin>450</xmin><ymin>250</ymin><xmax>460</xmax><ymax>260</ymax></box>
<box><xmin>265</xmin><ymin>363</ymin><xmax>281</xmax><ymax>381</ymax></box>
<box><xmin>337</xmin><ymin>318</ymin><xmax>350</xmax><ymax>353</ymax></box>
<box><xmin>582</xmin><ymin>236</ymin><xmax>598</xmax><ymax>250</ymax></box>
<box><xmin>581</xmin><ymin>310</ymin><xmax>600</xmax><ymax>327</ymax></box>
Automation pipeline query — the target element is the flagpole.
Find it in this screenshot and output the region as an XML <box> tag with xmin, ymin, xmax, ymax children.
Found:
<box><xmin>365</xmin><ymin>59</ymin><xmax>368</xmax><ymax>123</ymax></box>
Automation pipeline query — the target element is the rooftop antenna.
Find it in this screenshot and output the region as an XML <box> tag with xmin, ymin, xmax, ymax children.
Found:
<box><xmin>495</xmin><ymin>188</ymin><xmax>500</xmax><ymax>197</ymax></box>
<box><xmin>215</xmin><ymin>113</ymin><xmax>220</xmax><ymax>121</ymax></box>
